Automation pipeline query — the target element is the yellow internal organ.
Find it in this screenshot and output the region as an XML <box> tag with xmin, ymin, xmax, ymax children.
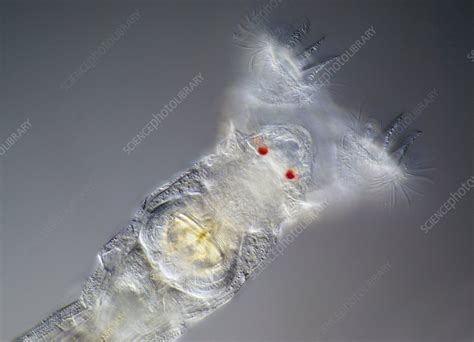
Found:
<box><xmin>164</xmin><ymin>214</ymin><xmax>224</xmax><ymax>269</ymax></box>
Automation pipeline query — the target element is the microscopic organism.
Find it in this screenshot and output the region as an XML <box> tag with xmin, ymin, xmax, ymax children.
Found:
<box><xmin>18</xmin><ymin>125</ymin><xmax>316</xmax><ymax>341</ymax></box>
<box><xmin>17</xmin><ymin>19</ymin><xmax>423</xmax><ymax>342</ymax></box>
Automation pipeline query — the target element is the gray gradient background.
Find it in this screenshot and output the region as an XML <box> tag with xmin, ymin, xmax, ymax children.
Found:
<box><xmin>1</xmin><ymin>0</ymin><xmax>472</xmax><ymax>341</ymax></box>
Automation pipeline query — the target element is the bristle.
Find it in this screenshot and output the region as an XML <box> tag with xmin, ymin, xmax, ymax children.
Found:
<box><xmin>298</xmin><ymin>36</ymin><xmax>326</xmax><ymax>60</ymax></box>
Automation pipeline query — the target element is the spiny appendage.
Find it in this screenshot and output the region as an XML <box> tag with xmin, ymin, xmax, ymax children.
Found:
<box><xmin>285</xmin><ymin>21</ymin><xmax>311</xmax><ymax>49</ymax></box>
<box><xmin>337</xmin><ymin>112</ymin><xmax>425</xmax><ymax>207</ymax></box>
<box><xmin>381</xmin><ymin>112</ymin><xmax>422</xmax><ymax>164</ymax></box>
<box><xmin>297</xmin><ymin>35</ymin><xmax>325</xmax><ymax>61</ymax></box>
<box><xmin>379</xmin><ymin>112</ymin><xmax>428</xmax><ymax>207</ymax></box>
<box><xmin>234</xmin><ymin>20</ymin><xmax>339</xmax><ymax>104</ymax></box>
<box><xmin>283</xmin><ymin>22</ymin><xmax>340</xmax><ymax>81</ymax></box>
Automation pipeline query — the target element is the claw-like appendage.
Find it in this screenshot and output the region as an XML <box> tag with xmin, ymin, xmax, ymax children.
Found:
<box><xmin>381</xmin><ymin>112</ymin><xmax>422</xmax><ymax>164</ymax></box>
<box><xmin>337</xmin><ymin>112</ymin><xmax>425</xmax><ymax>207</ymax></box>
<box><xmin>391</xmin><ymin>130</ymin><xmax>423</xmax><ymax>164</ymax></box>
<box><xmin>383</xmin><ymin>112</ymin><xmax>409</xmax><ymax>150</ymax></box>
<box><xmin>305</xmin><ymin>55</ymin><xmax>340</xmax><ymax>80</ymax></box>
<box><xmin>234</xmin><ymin>19</ymin><xmax>338</xmax><ymax>104</ymax></box>
<box><xmin>285</xmin><ymin>21</ymin><xmax>311</xmax><ymax>49</ymax></box>
<box><xmin>297</xmin><ymin>36</ymin><xmax>325</xmax><ymax>60</ymax></box>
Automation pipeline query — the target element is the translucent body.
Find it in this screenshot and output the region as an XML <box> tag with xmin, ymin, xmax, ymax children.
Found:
<box><xmin>18</xmin><ymin>125</ymin><xmax>314</xmax><ymax>341</ymax></box>
<box><xmin>18</xmin><ymin>18</ymin><xmax>423</xmax><ymax>341</ymax></box>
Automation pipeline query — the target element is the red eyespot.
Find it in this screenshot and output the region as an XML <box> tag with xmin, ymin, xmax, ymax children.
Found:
<box><xmin>285</xmin><ymin>169</ymin><xmax>297</xmax><ymax>180</ymax></box>
<box><xmin>257</xmin><ymin>146</ymin><xmax>269</xmax><ymax>155</ymax></box>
